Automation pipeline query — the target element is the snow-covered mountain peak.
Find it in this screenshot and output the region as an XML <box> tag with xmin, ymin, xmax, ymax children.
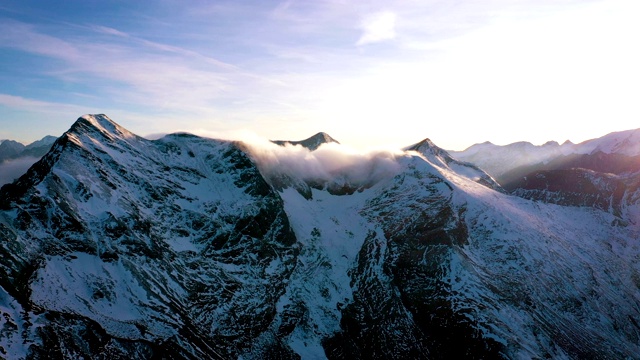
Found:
<box><xmin>406</xmin><ymin>137</ymin><xmax>452</xmax><ymax>164</ymax></box>
<box><xmin>405</xmin><ymin>137</ymin><xmax>437</xmax><ymax>151</ymax></box>
<box><xmin>577</xmin><ymin>128</ymin><xmax>640</xmax><ymax>156</ymax></box>
<box><xmin>404</xmin><ymin>137</ymin><xmax>457</xmax><ymax>166</ymax></box>
<box><xmin>405</xmin><ymin>138</ymin><xmax>503</xmax><ymax>191</ymax></box>
<box><xmin>70</xmin><ymin>114</ymin><xmax>139</xmax><ymax>144</ymax></box>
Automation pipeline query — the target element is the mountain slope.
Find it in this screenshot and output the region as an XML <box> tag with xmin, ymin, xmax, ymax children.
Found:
<box><xmin>0</xmin><ymin>114</ymin><xmax>299</xmax><ymax>358</ymax></box>
<box><xmin>1</xmin><ymin>115</ymin><xmax>640</xmax><ymax>359</ymax></box>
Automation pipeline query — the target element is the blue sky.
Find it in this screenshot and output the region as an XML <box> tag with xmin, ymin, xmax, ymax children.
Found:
<box><xmin>1</xmin><ymin>0</ymin><xmax>639</xmax><ymax>150</ymax></box>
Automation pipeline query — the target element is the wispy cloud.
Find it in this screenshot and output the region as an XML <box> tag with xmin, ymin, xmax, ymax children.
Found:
<box><xmin>0</xmin><ymin>94</ymin><xmax>89</xmax><ymax>114</ymax></box>
<box><xmin>0</xmin><ymin>19</ymin><xmax>270</xmax><ymax>116</ymax></box>
<box><xmin>0</xmin><ymin>19</ymin><xmax>80</xmax><ymax>60</ymax></box>
<box><xmin>91</xmin><ymin>25</ymin><xmax>130</xmax><ymax>38</ymax></box>
<box><xmin>87</xmin><ymin>24</ymin><xmax>239</xmax><ymax>70</ymax></box>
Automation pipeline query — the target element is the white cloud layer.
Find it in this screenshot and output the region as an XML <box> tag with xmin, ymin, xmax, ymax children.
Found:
<box><xmin>241</xmin><ymin>139</ymin><xmax>404</xmax><ymax>189</ymax></box>
<box><xmin>0</xmin><ymin>157</ymin><xmax>40</xmax><ymax>186</ymax></box>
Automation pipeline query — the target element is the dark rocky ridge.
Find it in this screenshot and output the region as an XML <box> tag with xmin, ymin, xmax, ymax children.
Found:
<box><xmin>272</xmin><ymin>132</ymin><xmax>340</xmax><ymax>151</ymax></box>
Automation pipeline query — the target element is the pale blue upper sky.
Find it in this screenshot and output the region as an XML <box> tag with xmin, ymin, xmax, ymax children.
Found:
<box><xmin>1</xmin><ymin>0</ymin><xmax>639</xmax><ymax>150</ymax></box>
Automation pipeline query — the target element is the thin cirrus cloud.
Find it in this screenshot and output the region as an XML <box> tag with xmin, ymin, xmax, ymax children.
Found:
<box><xmin>0</xmin><ymin>20</ymin><xmax>81</xmax><ymax>62</ymax></box>
<box><xmin>0</xmin><ymin>94</ymin><xmax>91</xmax><ymax>116</ymax></box>
<box><xmin>0</xmin><ymin>19</ymin><xmax>265</xmax><ymax>115</ymax></box>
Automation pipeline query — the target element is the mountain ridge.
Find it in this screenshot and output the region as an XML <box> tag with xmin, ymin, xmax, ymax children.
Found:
<box><xmin>0</xmin><ymin>135</ymin><xmax>57</xmax><ymax>163</ymax></box>
<box><xmin>451</xmin><ymin>127</ymin><xmax>640</xmax><ymax>183</ymax></box>
<box><xmin>1</xmin><ymin>115</ymin><xmax>640</xmax><ymax>359</ymax></box>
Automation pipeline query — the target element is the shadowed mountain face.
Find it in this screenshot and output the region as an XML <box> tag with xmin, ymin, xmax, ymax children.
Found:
<box><xmin>272</xmin><ymin>132</ymin><xmax>340</xmax><ymax>151</ymax></box>
<box><xmin>1</xmin><ymin>115</ymin><xmax>640</xmax><ymax>359</ymax></box>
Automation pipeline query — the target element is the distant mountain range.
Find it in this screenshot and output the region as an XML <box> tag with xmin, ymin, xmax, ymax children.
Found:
<box><xmin>0</xmin><ymin>136</ymin><xmax>57</xmax><ymax>163</ymax></box>
<box><xmin>451</xmin><ymin>130</ymin><xmax>640</xmax><ymax>216</ymax></box>
<box><xmin>0</xmin><ymin>136</ymin><xmax>58</xmax><ymax>186</ymax></box>
<box><xmin>1</xmin><ymin>115</ymin><xmax>640</xmax><ymax>359</ymax></box>
<box><xmin>451</xmin><ymin>129</ymin><xmax>640</xmax><ymax>186</ymax></box>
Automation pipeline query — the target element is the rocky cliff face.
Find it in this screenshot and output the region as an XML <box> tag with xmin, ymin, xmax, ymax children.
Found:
<box><xmin>1</xmin><ymin>115</ymin><xmax>640</xmax><ymax>359</ymax></box>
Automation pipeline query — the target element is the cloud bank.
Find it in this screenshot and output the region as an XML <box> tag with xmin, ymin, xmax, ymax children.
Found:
<box><xmin>0</xmin><ymin>156</ymin><xmax>40</xmax><ymax>186</ymax></box>
<box><xmin>241</xmin><ymin>139</ymin><xmax>404</xmax><ymax>192</ymax></box>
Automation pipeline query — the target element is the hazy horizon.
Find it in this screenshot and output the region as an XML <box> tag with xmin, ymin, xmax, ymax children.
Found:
<box><xmin>1</xmin><ymin>114</ymin><xmax>638</xmax><ymax>152</ymax></box>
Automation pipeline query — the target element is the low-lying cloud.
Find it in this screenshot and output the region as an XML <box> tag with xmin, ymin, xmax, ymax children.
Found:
<box><xmin>241</xmin><ymin>139</ymin><xmax>405</xmax><ymax>190</ymax></box>
<box><xmin>0</xmin><ymin>156</ymin><xmax>40</xmax><ymax>186</ymax></box>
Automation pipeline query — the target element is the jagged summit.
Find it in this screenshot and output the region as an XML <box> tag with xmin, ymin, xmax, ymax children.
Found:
<box><xmin>1</xmin><ymin>114</ymin><xmax>145</xmax><ymax>208</ymax></box>
<box><xmin>272</xmin><ymin>132</ymin><xmax>339</xmax><ymax>151</ymax></box>
<box><xmin>66</xmin><ymin>114</ymin><xmax>139</xmax><ymax>144</ymax></box>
